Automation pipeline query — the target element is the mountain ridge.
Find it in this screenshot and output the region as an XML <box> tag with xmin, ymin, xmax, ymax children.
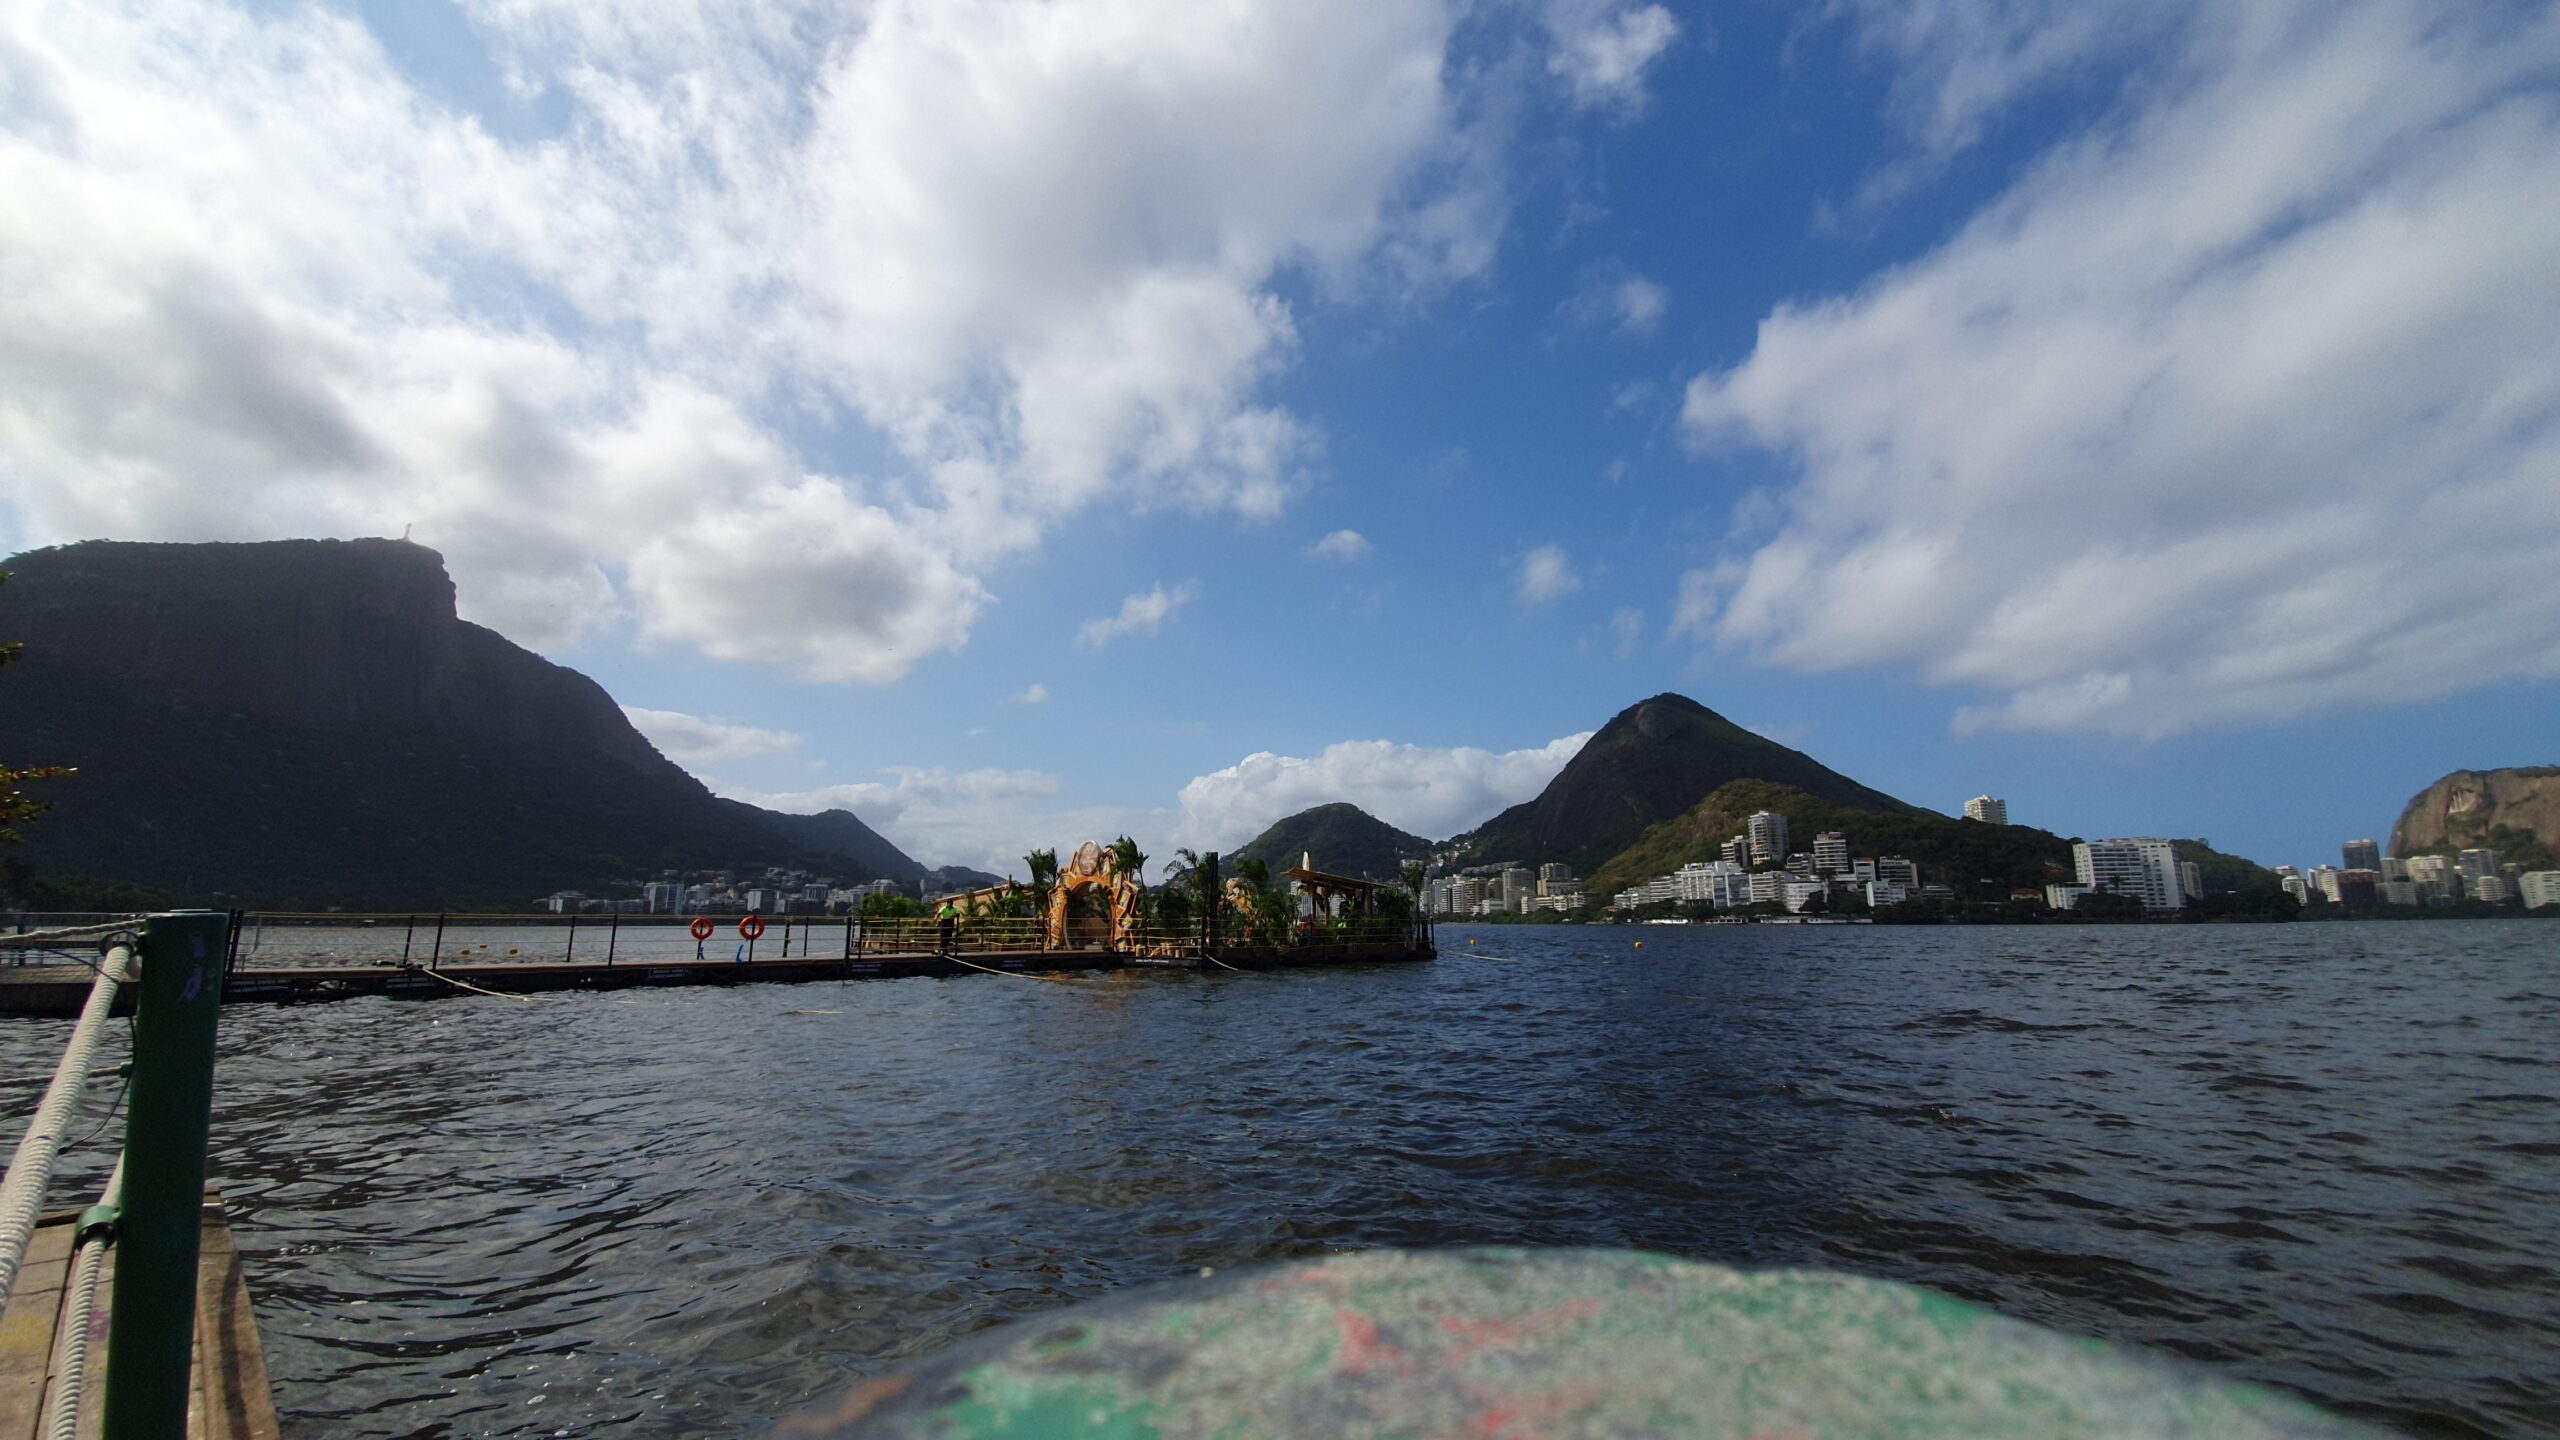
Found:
<box><xmin>0</xmin><ymin>538</ymin><xmax>924</xmax><ymax>907</ymax></box>
<box><xmin>2389</xmin><ymin>767</ymin><xmax>2560</xmax><ymax>870</ymax></box>
<box><xmin>1233</xmin><ymin>802</ymin><xmax>1433</xmax><ymax>882</ymax></box>
<box><xmin>1447</xmin><ymin>693</ymin><xmax>1918</xmax><ymax>876</ymax></box>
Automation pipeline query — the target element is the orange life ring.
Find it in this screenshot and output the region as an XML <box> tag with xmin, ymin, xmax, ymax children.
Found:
<box><xmin>738</xmin><ymin>915</ymin><xmax>766</xmax><ymax>941</ymax></box>
<box><xmin>689</xmin><ymin>916</ymin><xmax>716</xmax><ymax>941</ymax></box>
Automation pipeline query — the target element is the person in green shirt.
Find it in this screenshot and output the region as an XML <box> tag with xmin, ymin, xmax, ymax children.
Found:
<box><xmin>936</xmin><ymin>900</ymin><xmax>958</xmax><ymax>956</ymax></box>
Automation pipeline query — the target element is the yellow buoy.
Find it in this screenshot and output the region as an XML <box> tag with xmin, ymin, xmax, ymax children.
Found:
<box><xmin>1634</xmin><ymin>941</ymin><xmax>1643</xmax><ymax>949</ymax></box>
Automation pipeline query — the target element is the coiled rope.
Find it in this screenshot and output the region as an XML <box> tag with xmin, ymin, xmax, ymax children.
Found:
<box><xmin>0</xmin><ymin>944</ymin><xmax>133</xmax><ymax>1310</ymax></box>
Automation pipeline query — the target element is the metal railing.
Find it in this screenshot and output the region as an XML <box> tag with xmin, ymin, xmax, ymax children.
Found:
<box><xmin>0</xmin><ymin>911</ymin><xmax>231</xmax><ymax>1440</ymax></box>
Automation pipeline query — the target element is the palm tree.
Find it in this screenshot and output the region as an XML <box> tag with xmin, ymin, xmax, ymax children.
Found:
<box><xmin>1108</xmin><ymin>835</ymin><xmax>1148</xmax><ymax>887</ymax></box>
<box><xmin>1400</xmin><ymin>860</ymin><xmax>1428</xmax><ymax>941</ymax></box>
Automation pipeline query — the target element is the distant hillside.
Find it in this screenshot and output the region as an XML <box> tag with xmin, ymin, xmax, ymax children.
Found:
<box><xmin>1587</xmin><ymin>781</ymin><xmax>2070</xmax><ymax>900</ymax></box>
<box><xmin>1234</xmin><ymin>803</ymin><xmax>1434</xmax><ymax>882</ymax></box>
<box><xmin>2389</xmin><ymin>767</ymin><xmax>2560</xmax><ymax>871</ymax></box>
<box><xmin>738</xmin><ymin>805</ymin><xmax>922</xmax><ymax>885</ymax></box>
<box><xmin>922</xmin><ymin>864</ymin><xmax>1006</xmax><ymax>896</ymax></box>
<box><xmin>1589</xmin><ymin>780</ymin><xmax>2280</xmax><ymax>903</ymax></box>
<box><xmin>0</xmin><ymin>538</ymin><xmax>922</xmax><ymax>907</ymax></box>
<box><xmin>1448</xmin><ymin>694</ymin><xmax>1917</xmax><ymax>876</ymax></box>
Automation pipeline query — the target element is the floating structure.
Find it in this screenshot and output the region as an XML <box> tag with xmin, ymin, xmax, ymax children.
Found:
<box><xmin>0</xmin><ymin>846</ymin><xmax>1435</xmax><ymax>1018</ymax></box>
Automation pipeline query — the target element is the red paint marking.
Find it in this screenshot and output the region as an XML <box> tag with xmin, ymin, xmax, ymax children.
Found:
<box><xmin>1463</xmin><ymin>1381</ymin><xmax>1601</xmax><ymax>1439</ymax></box>
<box><xmin>1332</xmin><ymin>1307</ymin><xmax>1413</xmax><ymax>1377</ymax></box>
<box><xmin>1436</xmin><ymin>1298</ymin><xmax>1604</xmax><ymax>1364</ymax></box>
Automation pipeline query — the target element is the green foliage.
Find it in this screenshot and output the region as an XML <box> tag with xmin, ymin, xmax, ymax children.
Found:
<box><xmin>1447</xmin><ymin>693</ymin><xmax>1921</xmax><ymax>876</ymax></box>
<box><xmin>1587</xmin><ymin>780</ymin><xmax>2073</xmax><ymax>901</ymax></box>
<box><xmin>0</xmin><ymin>571</ymin><xmax>69</xmax><ymax>848</ymax></box>
<box><xmin>1232</xmin><ymin>802</ymin><xmax>1433</xmax><ymax>881</ymax></box>
<box><xmin>860</xmin><ymin>891</ymin><xmax>925</xmax><ymax>919</ymax></box>
<box><xmin>2170</xmin><ymin>840</ymin><xmax>2282</xmax><ymax>893</ymax></box>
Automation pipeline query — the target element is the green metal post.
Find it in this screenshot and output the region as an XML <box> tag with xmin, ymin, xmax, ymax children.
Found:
<box><xmin>102</xmin><ymin>909</ymin><xmax>231</xmax><ymax>1440</ymax></box>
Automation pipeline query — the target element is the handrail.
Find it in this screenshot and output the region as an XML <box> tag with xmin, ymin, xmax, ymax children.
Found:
<box><xmin>0</xmin><ymin>943</ymin><xmax>133</xmax><ymax>1304</ymax></box>
<box><xmin>0</xmin><ymin>919</ymin><xmax>142</xmax><ymax>949</ymax></box>
<box><xmin>39</xmin><ymin>1158</ymin><xmax>123</xmax><ymax>1440</ymax></box>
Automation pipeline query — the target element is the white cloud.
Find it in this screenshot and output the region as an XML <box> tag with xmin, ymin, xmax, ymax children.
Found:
<box><xmin>1566</xmin><ymin>272</ymin><xmax>1669</xmax><ymax>336</ymax></box>
<box><xmin>1610</xmin><ymin>607</ymin><xmax>1643</xmax><ymax>660</ymax></box>
<box><xmin>1544</xmin><ymin>1</ymin><xmax>1680</xmax><ymax>112</ymax></box>
<box><xmin>1174</xmin><ymin>732</ymin><xmax>1595</xmax><ymax>850</ymax></box>
<box><xmin>1829</xmin><ymin>0</ymin><xmax>2182</xmax><ymax>160</ymax></box>
<box><xmin>1304</xmin><ymin>529</ymin><xmax>1371</xmax><ymax>563</ymax></box>
<box><xmin>740</xmin><ymin>766</ymin><xmax>1115</xmax><ymax>877</ymax></box>
<box><xmin>1006</xmin><ymin>682</ymin><xmax>1050</xmax><ymax>707</ymax></box>
<box><xmin>1683</xmin><ymin>2</ymin><xmax>2560</xmax><ymax>738</ymax></box>
<box><xmin>622</xmin><ymin>706</ymin><xmax>803</xmax><ymax>767</ymax></box>
<box><xmin>729</xmin><ymin>727</ymin><xmax>1595</xmax><ymax>875</ymax></box>
<box><xmin>1516</xmin><ymin>545</ymin><xmax>1581</xmax><ymax>605</ymax></box>
<box><xmin>1078</xmin><ymin>581</ymin><xmax>1197</xmax><ymax>649</ymax></box>
<box><xmin>0</xmin><ymin>0</ymin><xmax>1494</xmax><ymax>679</ymax></box>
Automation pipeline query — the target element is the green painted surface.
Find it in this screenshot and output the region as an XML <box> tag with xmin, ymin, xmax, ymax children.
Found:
<box><xmin>789</xmin><ymin>1248</ymin><xmax>2394</xmax><ymax>1438</ymax></box>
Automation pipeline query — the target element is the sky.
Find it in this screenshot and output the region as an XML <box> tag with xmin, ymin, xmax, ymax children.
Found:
<box><xmin>3</xmin><ymin>0</ymin><xmax>2556</xmax><ymax>881</ymax></box>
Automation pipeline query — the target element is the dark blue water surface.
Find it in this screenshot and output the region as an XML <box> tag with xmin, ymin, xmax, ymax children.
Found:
<box><xmin>5</xmin><ymin>921</ymin><xmax>2555</xmax><ymax>1437</ymax></box>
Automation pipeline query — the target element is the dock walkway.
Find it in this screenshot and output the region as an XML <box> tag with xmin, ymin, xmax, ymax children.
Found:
<box><xmin>0</xmin><ymin>1195</ymin><xmax>277</xmax><ymax>1440</ymax></box>
<box><xmin>1</xmin><ymin>943</ymin><xmax>1433</xmax><ymax>1018</ymax></box>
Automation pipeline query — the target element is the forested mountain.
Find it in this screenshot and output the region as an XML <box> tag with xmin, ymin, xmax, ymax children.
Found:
<box><xmin>0</xmin><ymin>538</ymin><xmax>921</xmax><ymax>908</ymax></box>
<box><xmin>1233</xmin><ymin>802</ymin><xmax>1434</xmax><ymax>881</ymax></box>
<box><xmin>1446</xmin><ymin>693</ymin><xmax>1916</xmax><ymax>875</ymax></box>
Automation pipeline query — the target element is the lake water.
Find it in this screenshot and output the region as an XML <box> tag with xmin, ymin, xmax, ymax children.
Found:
<box><xmin>4</xmin><ymin>921</ymin><xmax>2554</xmax><ymax>1437</ymax></box>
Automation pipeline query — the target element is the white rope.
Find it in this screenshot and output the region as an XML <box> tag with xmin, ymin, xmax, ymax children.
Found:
<box><xmin>38</xmin><ymin>1158</ymin><xmax>122</xmax><ymax>1440</ymax></box>
<box><xmin>0</xmin><ymin>944</ymin><xmax>133</xmax><ymax>1311</ymax></box>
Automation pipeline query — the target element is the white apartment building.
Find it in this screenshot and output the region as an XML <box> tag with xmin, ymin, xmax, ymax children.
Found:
<box><xmin>1747</xmin><ymin>811</ymin><xmax>1790</xmax><ymax>866</ymax></box>
<box><xmin>642</xmin><ymin>882</ymin><xmax>682</xmax><ymax>913</ymax></box>
<box><xmin>2179</xmin><ymin>860</ymin><xmax>2204</xmax><ymax>902</ymax></box>
<box><xmin>2402</xmin><ymin>854</ymin><xmax>2456</xmax><ymax>903</ymax></box>
<box><xmin>1812</xmin><ymin>832</ymin><xmax>1850</xmax><ymax>874</ymax></box>
<box><xmin>2044</xmin><ymin>884</ymin><xmax>2089</xmax><ymax>911</ymax></box>
<box><xmin>2518</xmin><ymin>871</ymin><xmax>2560</xmax><ymax>910</ymax></box>
<box><xmin>1873</xmin><ymin>857</ymin><xmax>1919</xmax><ymax>890</ymax></box>
<box><xmin>2073</xmin><ymin>837</ymin><xmax>2185</xmax><ymax>911</ymax></box>
<box><xmin>1676</xmin><ymin>859</ymin><xmax>1748</xmax><ymax>908</ymax></box>
<box><xmin>1964</xmin><ymin>795</ymin><xmax>2009</xmax><ymax>826</ymax></box>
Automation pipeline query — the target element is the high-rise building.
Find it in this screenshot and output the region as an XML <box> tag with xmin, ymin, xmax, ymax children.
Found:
<box><xmin>1500</xmin><ymin>867</ymin><xmax>1535</xmax><ymax>905</ymax></box>
<box><xmin>1720</xmin><ymin>836</ymin><xmax>1750</xmax><ymax>869</ymax></box>
<box><xmin>2403</xmin><ymin>854</ymin><xmax>2456</xmax><ymax>903</ymax></box>
<box><xmin>1539</xmin><ymin>862</ymin><xmax>1575</xmax><ymax>885</ymax></box>
<box><xmin>1676</xmin><ymin>860</ymin><xmax>1747</xmax><ymax>907</ymax></box>
<box><xmin>2471</xmin><ymin>875</ymin><xmax>2513</xmax><ymax>905</ymax></box>
<box><xmin>1963</xmin><ymin>796</ymin><xmax>2009</xmax><ymax>826</ymax></box>
<box><xmin>1747</xmin><ymin>811</ymin><xmax>1789</xmax><ymax>867</ymax></box>
<box><xmin>2342</xmin><ymin>838</ymin><xmax>2381</xmax><ymax>872</ymax></box>
<box><xmin>2457</xmin><ymin>849</ymin><xmax>2502</xmax><ymax>892</ymax></box>
<box><xmin>1812</xmin><ymin>832</ymin><xmax>1850</xmax><ymax>874</ymax></box>
<box><xmin>2178</xmin><ymin>860</ymin><xmax>2204</xmax><ymax>902</ymax></box>
<box><xmin>1873</xmin><ymin>856</ymin><xmax>1919</xmax><ymax>890</ymax></box>
<box><xmin>2073</xmin><ymin>838</ymin><xmax>2185</xmax><ymax>911</ymax></box>
<box><xmin>643</xmin><ymin>881</ymin><xmax>682</xmax><ymax>914</ymax></box>
<box><xmin>2518</xmin><ymin>872</ymin><xmax>2560</xmax><ymax>910</ymax></box>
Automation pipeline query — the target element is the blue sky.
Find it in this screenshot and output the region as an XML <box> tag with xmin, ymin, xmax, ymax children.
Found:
<box><xmin>3</xmin><ymin>1</ymin><xmax>2555</xmax><ymax>878</ymax></box>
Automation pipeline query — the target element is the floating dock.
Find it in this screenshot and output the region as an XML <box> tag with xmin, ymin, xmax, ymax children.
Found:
<box><xmin>0</xmin><ymin>1194</ymin><xmax>278</xmax><ymax>1440</ymax></box>
<box><xmin>0</xmin><ymin>943</ymin><xmax>1433</xmax><ymax>1019</ymax></box>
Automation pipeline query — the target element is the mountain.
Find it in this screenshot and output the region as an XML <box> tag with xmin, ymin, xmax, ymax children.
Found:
<box><xmin>921</xmin><ymin>864</ymin><xmax>1006</xmax><ymax>895</ymax></box>
<box><xmin>0</xmin><ymin>538</ymin><xmax>922</xmax><ymax>907</ymax></box>
<box><xmin>1586</xmin><ymin>780</ymin><xmax>2071</xmax><ymax>900</ymax></box>
<box><xmin>1587</xmin><ymin>779</ymin><xmax>2282</xmax><ymax>904</ymax></box>
<box><xmin>737</xmin><ymin>804</ymin><xmax>922</xmax><ymax>885</ymax></box>
<box><xmin>1447</xmin><ymin>693</ymin><xmax>1918</xmax><ymax>876</ymax></box>
<box><xmin>2389</xmin><ymin>767</ymin><xmax>2560</xmax><ymax>871</ymax></box>
<box><xmin>1232</xmin><ymin>803</ymin><xmax>1434</xmax><ymax>882</ymax></box>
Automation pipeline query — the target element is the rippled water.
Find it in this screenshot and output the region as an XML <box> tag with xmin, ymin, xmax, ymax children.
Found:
<box><xmin>5</xmin><ymin>922</ymin><xmax>2555</xmax><ymax>1437</ymax></box>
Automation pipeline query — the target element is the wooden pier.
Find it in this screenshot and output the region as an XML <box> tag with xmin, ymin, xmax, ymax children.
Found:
<box><xmin>0</xmin><ymin>1194</ymin><xmax>278</xmax><ymax>1440</ymax></box>
<box><xmin>1</xmin><ymin>942</ymin><xmax>1434</xmax><ymax>1018</ymax></box>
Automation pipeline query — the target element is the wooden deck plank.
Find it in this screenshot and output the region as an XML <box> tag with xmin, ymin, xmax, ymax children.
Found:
<box><xmin>0</xmin><ymin>1201</ymin><xmax>278</xmax><ymax>1440</ymax></box>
